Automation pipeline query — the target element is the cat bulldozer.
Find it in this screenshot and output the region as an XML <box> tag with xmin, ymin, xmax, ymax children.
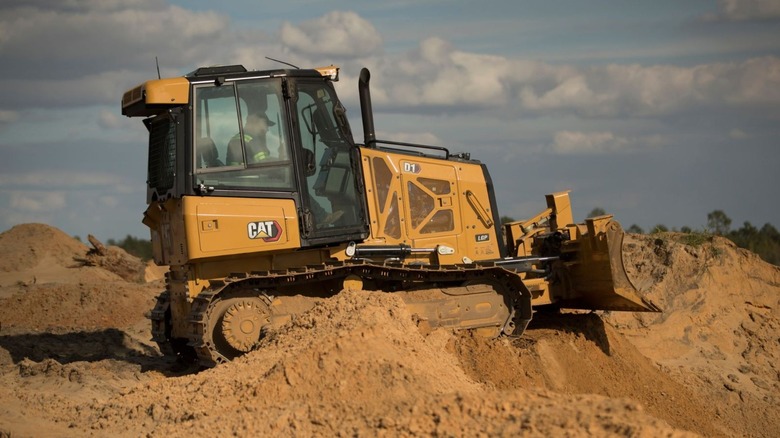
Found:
<box><xmin>122</xmin><ymin>64</ymin><xmax>659</xmax><ymax>367</ymax></box>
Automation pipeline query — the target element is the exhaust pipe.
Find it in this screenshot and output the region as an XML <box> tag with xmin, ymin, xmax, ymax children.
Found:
<box><xmin>358</xmin><ymin>68</ymin><xmax>376</xmax><ymax>147</ymax></box>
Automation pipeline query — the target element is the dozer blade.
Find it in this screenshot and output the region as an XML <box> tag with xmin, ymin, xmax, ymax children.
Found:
<box><xmin>557</xmin><ymin>217</ymin><xmax>660</xmax><ymax>312</ymax></box>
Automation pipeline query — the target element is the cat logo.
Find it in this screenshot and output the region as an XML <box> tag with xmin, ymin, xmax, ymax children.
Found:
<box><xmin>247</xmin><ymin>220</ymin><xmax>282</xmax><ymax>242</ymax></box>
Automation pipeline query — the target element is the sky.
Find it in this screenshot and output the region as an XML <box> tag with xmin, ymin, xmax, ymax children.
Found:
<box><xmin>1</xmin><ymin>0</ymin><xmax>779</xmax><ymax>242</ymax></box>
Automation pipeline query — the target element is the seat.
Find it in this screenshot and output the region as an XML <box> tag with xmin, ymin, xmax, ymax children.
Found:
<box><xmin>197</xmin><ymin>137</ymin><xmax>223</xmax><ymax>168</ymax></box>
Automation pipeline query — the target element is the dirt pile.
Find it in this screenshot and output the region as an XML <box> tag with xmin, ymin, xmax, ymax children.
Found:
<box><xmin>0</xmin><ymin>223</ymin><xmax>97</xmax><ymax>288</ymax></box>
<box><xmin>74</xmin><ymin>235</ymin><xmax>148</xmax><ymax>284</ymax></box>
<box><xmin>606</xmin><ymin>233</ymin><xmax>780</xmax><ymax>437</ymax></box>
<box><xmin>0</xmin><ymin>224</ymin><xmax>159</xmax><ymax>333</ymax></box>
<box><xmin>0</xmin><ymin>223</ymin><xmax>150</xmax><ymax>289</ymax></box>
<box><xmin>52</xmin><ymin>290</ymin><xmax>690</xmax><ymax>437</ymax></box>
<box><xmin>0</xmin><ymin>224</ymin><xmax>778</xmax><ymax>437</ymax></box>
<box><xmin>0</xmin><ymin>223</ymin><xmax>88</xmax><ymax>273</ymax></box>
<box><xmin>452</xmin><ymin>314</ymin><xmax>727</xmax><ymax>436</ymax></box>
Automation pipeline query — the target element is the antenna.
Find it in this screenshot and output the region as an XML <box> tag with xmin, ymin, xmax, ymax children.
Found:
<box><xmin>155</xmin><ymin>56</ymin><xmax>161</xmax><ymax>79</ymax></box>
<box><xmin>265</xmin><ymin>56</ymin><xmax>300</xmax><ymax>69</ymax></box>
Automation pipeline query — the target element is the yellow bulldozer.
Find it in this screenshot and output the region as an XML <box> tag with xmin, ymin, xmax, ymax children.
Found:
<box><xmin>122</xmin><ymin>64</ymin><xmax>658</xmax><ymax>367</ymax></box>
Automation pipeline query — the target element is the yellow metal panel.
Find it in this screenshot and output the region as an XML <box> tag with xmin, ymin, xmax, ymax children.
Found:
<box><xmin>360</xmin><ymin>148</ymin><xmax>407</xmax><ymax>244</ymax></box>
<box><xmin>143</xmin><ymin>77</ymin><xmax>190</xmax><ymax>105</ymax></box>
<box><xmin>546</xmin><ymin>191</ymin><xmax>574</xmax><ymax>228</ymax></box>
<box><xmin>449</xmin><ymin>160</ymin><xmax>501</xmax><ymax>262</ymax></box>
<box><xmin>182</xmin><ymin>196</ymin><xmax>300</xmax><ymax>261</ymax></box>
<box><xmin>399</xmin><ymin>158</ymin><xmax>461</xmax><ymax>238</ymax></box>
<box><xmin>359</xmin><ymin>146</ymin><xmax>501</xmax><ymax>263</ymax></box>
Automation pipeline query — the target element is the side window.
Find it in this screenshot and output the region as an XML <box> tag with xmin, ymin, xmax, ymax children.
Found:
<box><xmin>230</xmin><ymin>82</ymin><xmax>290</xmax><ymax>165</ymax></box>
<box><xmin>194</xmin><ymin>85</ymin><xmax>239</xmax><ymax>170</ymax></box>
<box><xmin>193</xmin><ymin>80</ymin><xmax>294</xmax><ymax>191</ymax></box>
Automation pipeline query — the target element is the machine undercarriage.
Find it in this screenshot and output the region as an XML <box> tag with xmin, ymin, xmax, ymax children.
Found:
<box><xmin>152</xmin><ymin>260</ymin><xmax>536</xmax><ymax>367</ymax></box>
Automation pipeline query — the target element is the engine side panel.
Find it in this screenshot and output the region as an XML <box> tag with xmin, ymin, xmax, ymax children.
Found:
<box><xmin>359</xmin><ymin>147</ymin><xmax>501</xmax><ymax>264</ymax></box>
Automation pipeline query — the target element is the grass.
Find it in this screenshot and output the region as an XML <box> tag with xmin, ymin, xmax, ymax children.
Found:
<box><xmin>677</xmin><ymin>231</ymin><xmax>713</xmax><ymax>247</ymax></box>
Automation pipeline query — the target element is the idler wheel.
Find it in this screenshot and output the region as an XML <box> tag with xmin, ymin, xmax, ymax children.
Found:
<box><xmin>220</xmin><ymin>298</ymin><xmax>267</xmax><ymax>353</ymax></box>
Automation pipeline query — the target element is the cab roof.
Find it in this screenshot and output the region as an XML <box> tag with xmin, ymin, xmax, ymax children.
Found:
<box><xmin>122</xmin><ymin>64</ymin><xmax>339</xmax><ymax>118</ymax></box>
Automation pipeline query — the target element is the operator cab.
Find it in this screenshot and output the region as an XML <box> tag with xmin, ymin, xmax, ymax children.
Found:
<box><xmin>128</xmin><ymin>65</ymin><xmax>369</xmax><ymax>248</ymax></box>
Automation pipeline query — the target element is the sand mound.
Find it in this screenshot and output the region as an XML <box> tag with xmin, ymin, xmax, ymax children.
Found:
<box><xmin>0</xmin><ymin>224</ymin><xmax>151</xmax><ymax>289</ymax></box>
<box><xmin>144</xmin><ymin>260</ymin><xmax>168</xmax><ymax>283</ymax></box>
<box><xmin>453</xmin><ymin>314</ymin><xmax>728</xmax><ymax>436</ymax></box>
<box><xmin>606</xmin><ymin>233</ymin><xmax>780</xmax><ymax>437</ymax></box>
<box><xmin>0</xmin><ymin>223</ymin><xmax>88</xmax><ymax>273</ymax></box>
<box><xmin>75</xmin><ymin>244</ymin><xmax>147</xmax><ymax>284</ymax></box>
<box><xmin>0</xmin><ymin>281</ymin><xmax>159</xmax><ymax>333</ymax></box>
<box><xmin>0</xmin><ymin>224</ymin><xmax>160</xmax><ymax>333</ymax></box>
<box><xmin>1</xmin><ymin>224</ymin><xmax>779</xmax><ymax>437</ymax></box>
<box><xmin>66</xmin><ymin>290</ymin><xmax>688</xmax><ymax>437</ymax></box>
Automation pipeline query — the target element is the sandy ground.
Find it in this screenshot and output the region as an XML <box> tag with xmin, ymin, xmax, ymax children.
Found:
<box><xmin>0</xmin><ymin>223</ymin><xmax>777</xmax><ymax>437</ymax></box>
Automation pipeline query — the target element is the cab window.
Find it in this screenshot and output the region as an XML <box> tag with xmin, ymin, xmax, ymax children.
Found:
<box><xmin>193</xmin><ymin>80</ymin><xmax>293</xmax><ymax>190</ymax></box>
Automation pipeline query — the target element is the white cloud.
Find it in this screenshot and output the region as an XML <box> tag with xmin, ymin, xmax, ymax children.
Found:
<box><xmin>0</xmin><ymin>0</ymin><xmax>245</xmax><ymax>115</ymax></box>
<box><xmin>98</xmin><ymin>108</ymin><xmax>122</xmax><ymax>129</ymax></box>
<box><xmin>517</xmin><ymin>56</ymin><xmax>780</xmax><ymax>118</ymax></box>
<box><xmin>0</xmin><ymin>70</ymin><xmax>126</xmax><ymax>108</ymax></box>
<box><xmin>98</xmin><ymin>195</ymin><xmax>119</xmax><ymax>207</ymax></box>
<box><xmin>729</xmin><ymin>128</ymin><xmax>749</xmax><ymax>139</ymax></box>
<box><xmin>551</xmin><ymin>131</ymin><xmax>629</xmax><ymax>154</ymax></box>
<box><xmin>376</xmin><ymin>130</ymin><xmax>442</xmax><ymax>146</ymax></box>
<box><xmin>9</xmin><ymin>191</ymin><xmax>66</xmax><ymax>212</ymax></box>
<box><xmin>0</xmin><ymin>110</ymin><xmax>19</xmax><ymax>124</ymax></box>
<box><xmin>0</xmin><ymin>171</ymin><xmax>125</xmax><ymax>188</ymax></box>
<box><xmin>0</xmin><ymin>5</ymin><xmax>777</xmax><ymax>123</ymax></box>
<box><xmin>550</xmin><ymin>131</ymin><xmax>664</xmax><ymax>155</ymax></box>
<box><xmin>348</xmin><ymin>36</ymin><xmax>780</xmax><ymax>119</ymax></box>
<box><xmin>279</xmin><ymin>11</ymin><xmax>382</xmax><ymax>57</ymax></box>
<box><xmin>0</xmin><ymin>3</ymin><xmax>231</xmax><ymax>79</ymax></box>
<box><xmin>705</xmin><ymin>0</ymin><xmax>780</xmax><ymax>21</ymax></box>
<box><xmin>358</xmin><ymin>37</ymin><xmax>551</xmax><ymax>109</ymax></box>
<box><xmin>1</xmin><ymin>0</ymin><xmax>162</xmax><ymax>13</ymax></box>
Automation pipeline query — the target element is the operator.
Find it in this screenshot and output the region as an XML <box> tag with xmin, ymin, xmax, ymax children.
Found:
<box><xmin>226</xmin><ymin>111</ymin><xmax>275</xmax><ymax>166</ymax></box>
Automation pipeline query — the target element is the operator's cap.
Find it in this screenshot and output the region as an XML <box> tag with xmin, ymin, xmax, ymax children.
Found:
<box><xmin>260</xmin><ymin>114</ymin><xmax>275</xmax><ymax>126</ymax></box>
<box><xmin>248</xmin><ymin>112</ymin><xmax>275</xmax><ymax>126</ymax></box>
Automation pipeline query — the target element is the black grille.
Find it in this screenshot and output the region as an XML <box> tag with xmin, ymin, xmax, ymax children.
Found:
<box><xmin>148</xmin><ymin>118</ymin><xmax>176</xmax><ymax>193</ymax></box>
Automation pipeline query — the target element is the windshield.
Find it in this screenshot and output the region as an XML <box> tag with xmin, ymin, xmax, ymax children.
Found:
<box><xmin>193</xmin><ymin>79</ymin><xmax>293</xmax><ymax>190</ymax></box>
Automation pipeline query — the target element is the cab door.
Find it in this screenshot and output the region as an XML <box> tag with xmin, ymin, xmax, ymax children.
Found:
<box><xmin>291</xmin><ymin>79</ymin><xmax>369</xmax><ymax>246</ymax></box>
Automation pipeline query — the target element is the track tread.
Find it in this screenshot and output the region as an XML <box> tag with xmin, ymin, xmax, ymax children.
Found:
<box><xmin>187</xmin><ymin>261</ymin><xmax>533</xmax><ymax>367</ymax></box>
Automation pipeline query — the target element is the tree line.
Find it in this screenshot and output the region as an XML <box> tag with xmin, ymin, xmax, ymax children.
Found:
<box><xmin>107</xmin><ymin>235</ymin><xmax>154</xmax><ymax>261</ymax></box>
<box><xmin>593</xmin><ymin>208</ymin><xmax>780</xmax><ymax>266</ymax></box>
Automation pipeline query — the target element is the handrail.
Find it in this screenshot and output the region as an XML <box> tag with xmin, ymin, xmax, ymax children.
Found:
<box><xmin>372</xmin><ymin>139</ymin><xmax>450</xmax><ymax>159</ymax></box>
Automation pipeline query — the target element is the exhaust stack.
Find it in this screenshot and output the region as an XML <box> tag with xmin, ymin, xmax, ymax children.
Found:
<box><xmin>358</xmin><ymin>68</ymin><xmax>376</xmax><ymax>147</ymax></box>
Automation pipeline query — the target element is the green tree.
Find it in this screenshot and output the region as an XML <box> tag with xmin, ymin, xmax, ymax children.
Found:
<box><xmin>108</xmin><ymin>235</ymin><xmax>153</xmax><ymax>261</ymax></box>
<box><xmin>707</xmin><ymin>210</ymin><xmax>732</xmax><ymax>235</ymax></box>
<box><xmin>651</xmin><ymin>224</ymin><xmax>669</xmax><ymax>233</ymax></box>
<box><xmin>500</xmin><ymin>215</ymin><xmax>516</xmax><ymax>224</ymax></box>
<box><xmin>627</xmin><ymin>224</ymin><xmax>644</xmax><ymax>234</ymax></box>
<box><xmin>727</xmin><ymin>221</ymin><xmax>780</xmax><ymax>265</ymax></box>
<box><xmin>587</xmin><ymin>207</ymin><xmax>606</xmax><ymax>218</ymax></box>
